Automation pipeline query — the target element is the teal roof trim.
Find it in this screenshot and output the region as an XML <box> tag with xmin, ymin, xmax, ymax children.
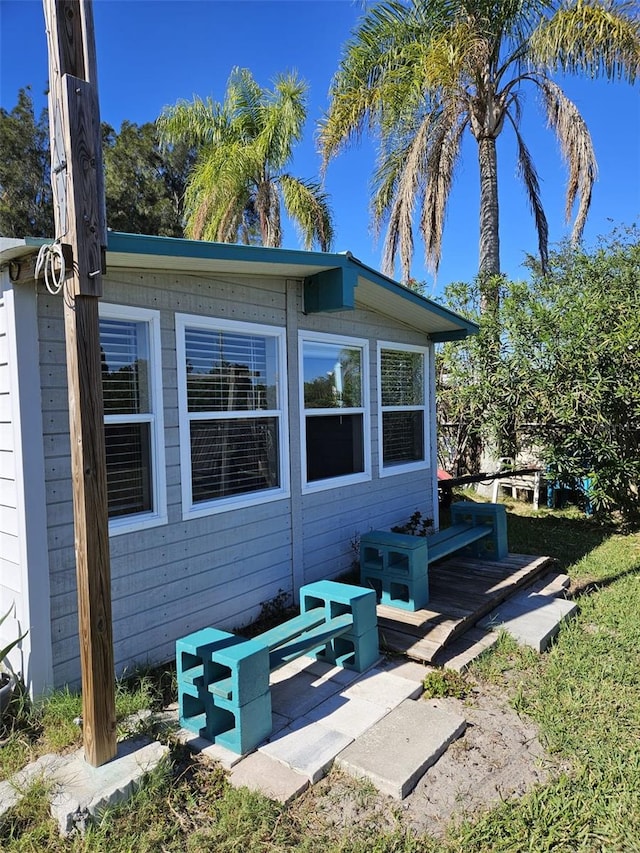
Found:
<box><xmin>106</xmin><ymin>231</ymin><xmax>333</xmax><ymax>268</ymax></box>
<box><xmin>344</xmin><ymin>252</ymin><xmax>479</xmax><ymax>339</ymax></box>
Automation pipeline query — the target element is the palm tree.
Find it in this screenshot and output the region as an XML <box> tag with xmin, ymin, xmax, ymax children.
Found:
<box><xmin>319</xmin><ymin>0</ymin><xmax>639</xmax><ymax>303</ymax></box>
<box><xmin>158</xmin><ymin>67</ymin><xmax>334</xmax><ymax>251</ymax></box>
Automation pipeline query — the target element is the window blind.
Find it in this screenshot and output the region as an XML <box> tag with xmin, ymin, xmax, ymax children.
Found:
<box><xmin>185</xmin><ymin>328</ymin><xmax>276</xmax><ymax>412</ymax></box>
<box><xmin>100</xmin><ymin>318</ymin><xmax>150</xmax><ymax>414</ymax></box>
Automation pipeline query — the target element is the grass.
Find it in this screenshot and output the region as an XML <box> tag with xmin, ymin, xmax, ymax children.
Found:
<box><xmin>1</xmin><ymin>502</ymin><xmax>639</xmax><ymax>852</ymax></box>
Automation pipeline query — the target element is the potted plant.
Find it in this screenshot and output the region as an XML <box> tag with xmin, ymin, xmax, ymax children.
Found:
<box><xmin>0</xmin><ymin>604</ymin><xmax>28</xmax><ymax>719</ymax></box>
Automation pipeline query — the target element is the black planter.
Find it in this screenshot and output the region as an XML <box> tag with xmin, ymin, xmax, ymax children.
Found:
<box><xmin>0</xmin><ymin>672</ymin><xmax>14</xmax><ymax>719</ymax></box>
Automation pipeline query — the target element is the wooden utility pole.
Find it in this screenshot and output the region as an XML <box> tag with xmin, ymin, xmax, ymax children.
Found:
<box><xmin>43</xmin><ymin>0</ymin><xmax>116</xmax><ymax>766</ymax></box>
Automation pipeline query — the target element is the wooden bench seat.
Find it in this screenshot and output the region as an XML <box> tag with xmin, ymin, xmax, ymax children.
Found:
<box><xmin>426</xmin><ymin>523</ymin><xmax>492</xmax><ymax>563</ymax></box>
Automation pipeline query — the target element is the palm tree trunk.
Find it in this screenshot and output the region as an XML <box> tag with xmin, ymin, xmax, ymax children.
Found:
<box><xmin>477</xmin><ymin>135</ymin><xmax>501</xmax><ymax>313</ymax></box>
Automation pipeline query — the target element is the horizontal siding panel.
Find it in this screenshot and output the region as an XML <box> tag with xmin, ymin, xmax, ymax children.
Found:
<box><xmin>0</xmin><ymin>559</ymin><xmax>22</xmax><ymax>593</ymax></box>
<box><xmin>0</xmin><ymin>421</ymin><xmax>14</xmax><ymax>451</ymax></box>
<box><xmin>0</xmin><ymin>450</ymin><xmax>15</xmax><ymax>479</ymax></box>
<box><xmin>0</xmin><ymin>530</ymin><xmax>19</xmax><ymax>564</ymax></box>
<box><xmin>0</xmin><ymin>363</ymin><xmax>9</xmax><ymax>392</ymax></box>
<box><xmin>0</xmin><ymin>503</ymin><xmax>19</xmax><ymax>536</ymax></box>
<box><xmin>51</xmin><ymin>568</ymin><xmax>292</xmax><ymax>684</ymax></box>
<box><xmin>0</xmin><ymin>477</ymin><xmax>18</xmax><ymax>509</ymax></box>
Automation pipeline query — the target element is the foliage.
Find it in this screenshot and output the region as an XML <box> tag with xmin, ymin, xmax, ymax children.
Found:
<box><xmin>320</xmin><ymin>0</ymin><xmax>640</xmax><ymax>290</ymax></box>
<box><xmin>391</xmin><ymin>510</ymin><xmax>433</xmax><ymax>536</ymax></box>
<box><xmin>0</xmin><ymin>88</ymin><xmax>53</xmax><ymax>238</ymax></box>
<box><xmin>157</xmin><ymin>67</ymin><xmax>334</xmax><ymax>250</ymax></box>
<box><xmin>422</xmin><ymin>668</ymin><xmax>468</xmax><ymax>699</ymax></box>
<box><xmin>0</xmin><ymin>604</ymin><xmax>28</xmax><ymax>670</ymax></box>
<box><xmin>102</xmin><ymin>120</ymin><xmax>194</xmax><ymax>237</ymax></box>
<box><xmin>437</xmin><ymin>226</ymin><xmax>640</xmax><ymax>521</ymax></box>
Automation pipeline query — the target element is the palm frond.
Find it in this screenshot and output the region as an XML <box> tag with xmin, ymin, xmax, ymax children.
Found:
<box><xmin>279</xmin><ymin>175</ymin><xmax>335</xmax><ymax>251</ymax></box>
<box><xmin>421</xmin><ymin>107</ymin><xmax>467</xmax><ymax>274</ymax></box>
<box><xmin>540</xmin><ymin>78</ymin><xmax>597</xmax><ymax>241</ymax></box>
<box><xmin>226</xmin><ymin>67</ymin><xmax>265</xmax><ymax>140</ymax></box>
<box><xmin>259</xmin><ymin>71</ymin><xmax>307</xmax><ymax>171</ymax></box>
<box><xmin>507</xmin><ymin>106</ymin><xmax>549</xmax><ymax>269</ymax></box>
<box><xmin>530</xmin><ymin>0</ymin><xmax>640</xmax><ymax>82</ymax></box>
<box><xmin>376</xmin><ymin>115</ymin><xmax>433</xmax><ymax>278</ymax></box>
<box><xmin>156</xmin><ymin>96</ymin><xmax>222</xmax><ymax>148</ymax></box>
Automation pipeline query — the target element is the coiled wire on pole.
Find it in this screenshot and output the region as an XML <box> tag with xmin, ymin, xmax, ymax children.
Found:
<box><xmin>35</xmin><ymin>240</ymin><xmax>66</xmax><ymax>295</ymax></box>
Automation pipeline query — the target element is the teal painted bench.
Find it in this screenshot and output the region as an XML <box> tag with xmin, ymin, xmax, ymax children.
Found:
<box><xmin>176</xmin><ymin>580</ymin><xmax>379</xmax><ymax>755</ymax></box>
<box><xmin>360</xmin><ymin>502</ymin><xmax>508</xmax><ymax>611</ymax></box>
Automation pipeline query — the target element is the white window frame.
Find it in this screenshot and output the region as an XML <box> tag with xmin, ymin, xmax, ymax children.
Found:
<box><xmin>98</xmin><ymin>303</ymin><xmax>167</xmax><ymax>535</ymax></box>
<box><xmin>176</xmin><ymin>313</ymin><xmax>290</xmax><ymax>519</ymax></box>
<box><xmin>299</xmin><ymin>330</ymin><xmax>371</xmax><ymax>494</ymax></box>
<box><xmin>377</xmin><ymin>341</ymin><xmax>430</xmax><ymax>478</ymax></box>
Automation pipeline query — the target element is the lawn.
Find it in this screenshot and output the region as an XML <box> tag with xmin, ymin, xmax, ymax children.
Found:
<box><xmin>1</xmin><ymin>502</ymin><xmax>639</xmax><ymax>852</ymax></box>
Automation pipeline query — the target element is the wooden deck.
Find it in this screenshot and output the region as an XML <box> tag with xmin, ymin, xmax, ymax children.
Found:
<box><xmin>376</xmin><ymin>552</ymin><xmax>554</xmax><ymax>664</ymax></box>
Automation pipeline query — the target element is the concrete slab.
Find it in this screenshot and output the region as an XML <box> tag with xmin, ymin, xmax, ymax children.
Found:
<box><xmin>0</xmin><ymin>738</ymin><xmax>169</xmax><ymax>836</ymax></box>
<box><xmin>299</xmin><ymin>693</ymin><xmax>390</xmax><ymax>739</ymax></box>
<box><xmin>174</xmin><ymin>727</ymin><xmax>246</xmax><ymax>769</ymax></box>
<box><xmin>270</xmin><ymin>669</ymin><xmax>344</xmax><ymax>719</ymax></box>
<box><xmin>377</xmin><ymin>657</ymin><xmax>433</xmax><ymax>685</ymax></box>
<box><xmin>341</xmin><ymin>667</ymin><xmax>423</xmax><ymax>707</ymax></box>
<box><xmin>304</xmin><ymin>659</ymin><xmax>366</xmax><ymax>687</ymax></box>
<box><xmin>336</xmin><ymin>699</ymin><xmax>466</xmax><ymax>800</ymax></box>
<box><xmin>527</xmin><ymin>572</ymin><xmax>571</xmax><ymax>597</ymax></box>
<box><xmin>435</xmin><ymin>627</ymin><xmax>500</xmax><ymax>672</ymax></box>
<box><xmin>0</xmin><ymin>753</ymin><xmax>67</xmax><ymax>818</ymax></box>
<box><xmin>228</xmin><ymin>751</ymin><xmax>309</xmax><ymax>804</ymax></box>
<box><xmin>259</xmin><ymin>719</ymin><xmax>353</xmax><ymax>783</ymax></box>
<box><xmin>268</xmin><ymin>655</ymin><xmax>320</xmax><ymax>685</ymax></box>
<box><xmin>479</xmin><ymin>592</ymin><xmax>577</xmax><ymax>652</ymax></box>
<box><xmin>48</xmin><ymin>738</ymin><xmax>169</xmax><ymax>835</ymax></box>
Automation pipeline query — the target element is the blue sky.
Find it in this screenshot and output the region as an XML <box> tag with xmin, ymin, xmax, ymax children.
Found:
<box><xmin>1</xmin><ymin>0</ymin><xmax>639</xmax><ymax>298</ymax></box>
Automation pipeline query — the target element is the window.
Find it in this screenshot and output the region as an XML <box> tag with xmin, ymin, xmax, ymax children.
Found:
<box><xmin>378</xmin><ymin>344</ymin><xmax>429</xmax><ymax>475</ymax></box>
<box><xmin>99</xmin><ymin>305</ymin><xmax>166</xmax><ymax>533</ymax></box>
<box><xmin>176</xmin><ymin>315</ymin><xmax>289</xmax><ymax>516</ymax></box>
<box><xmin>300</xmin><ymin>332</ymin><xmax>370</xmax><ymax>490</ymax></box>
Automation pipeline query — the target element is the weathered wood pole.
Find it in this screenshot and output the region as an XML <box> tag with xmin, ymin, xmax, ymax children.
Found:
<box><xmin>43</xmin><ymin>0</ymin><xmax>116</xmax><ymax>767</ymax></box>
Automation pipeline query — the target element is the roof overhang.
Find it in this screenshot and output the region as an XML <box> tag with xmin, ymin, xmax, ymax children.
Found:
<box><xmin>1</xmin><ymin>232</ymin><xmax>478</xmax><ymax>341</ymax></box>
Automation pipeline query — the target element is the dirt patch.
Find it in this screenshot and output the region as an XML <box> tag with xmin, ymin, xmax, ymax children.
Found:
<box><xmin>307</xmin><ymin>684</ymin><xmax>555</xmax><ymax>838</ymax></box>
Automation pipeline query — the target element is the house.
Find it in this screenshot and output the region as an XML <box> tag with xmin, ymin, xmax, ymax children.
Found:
<box><xmin>0</xmin><ymin>232</ymin><xmax>478</xmax><ymax>697</ymax></box>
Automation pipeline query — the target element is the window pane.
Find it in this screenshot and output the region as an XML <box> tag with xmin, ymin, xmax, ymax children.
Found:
<box><xmin>306</xmin><ymin>414</ymin><xmax>364</xmax><ymax>482</ymax></box>
<box><xmin>185</xmin><ymin>329</ymin><xmax>277</xmax><ymax>412</ymax></box>
<box><xmin>381</xmin><ymin>350</ymin><xmax>424</xmax><ymax>407</ymax></box>
<box><xmin>100</xmin><ymin>319</ymin><xmax>150</xmax><ymax>414</ymax></box>
<box><xmin>104</xmin><ymin>423</ymin><xmax>152</xmax><ymax>517</ymax></box>
<box><xmin>191</xmin><ymin>417</ymin><xmax>279</xmax><ymax>502</ymax></box>
<box><xmin>303</xmin><ymin>342</ymin><xmax>362</xmax><ymax>408</ymax></box>
<box><xmin>382</xmin><ymin>411</ymin><xmax>424</xmax><ymax>465</ymax></box>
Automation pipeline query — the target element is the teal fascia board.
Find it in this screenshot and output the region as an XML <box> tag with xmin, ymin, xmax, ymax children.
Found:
<box><xmin>106</xmin><ymin>231</ymin><xmax>331</xmax><ymax>268</ymax></box>
<box><xmin>303</xmin><ymin>266</ymin><xmax>357</xmax><ymax>313</ymax></box>
<box><xmin>346</xmin><ymin>254</ymin><xmax>480</xmax><ymax>339</ymax></box>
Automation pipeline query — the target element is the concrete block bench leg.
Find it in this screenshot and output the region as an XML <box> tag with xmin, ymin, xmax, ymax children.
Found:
<box><xmin>300</xmin><ymin>581</ymin><xmax>380</xmax><ymax>672</ymax></box>
<box><xmin>359</xmin><ymin>532</ymin><xmax>429</xmax><ymax>611</ymax></box>
<box><xmin>177</xmin><ymin>628</ymin><xmax>272</xmax><ymax>755</ymax></box>
<box><xmin>450</xmin><ymin>502</ymin><xmax>508</xmax><ymax>559</ymax></box>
